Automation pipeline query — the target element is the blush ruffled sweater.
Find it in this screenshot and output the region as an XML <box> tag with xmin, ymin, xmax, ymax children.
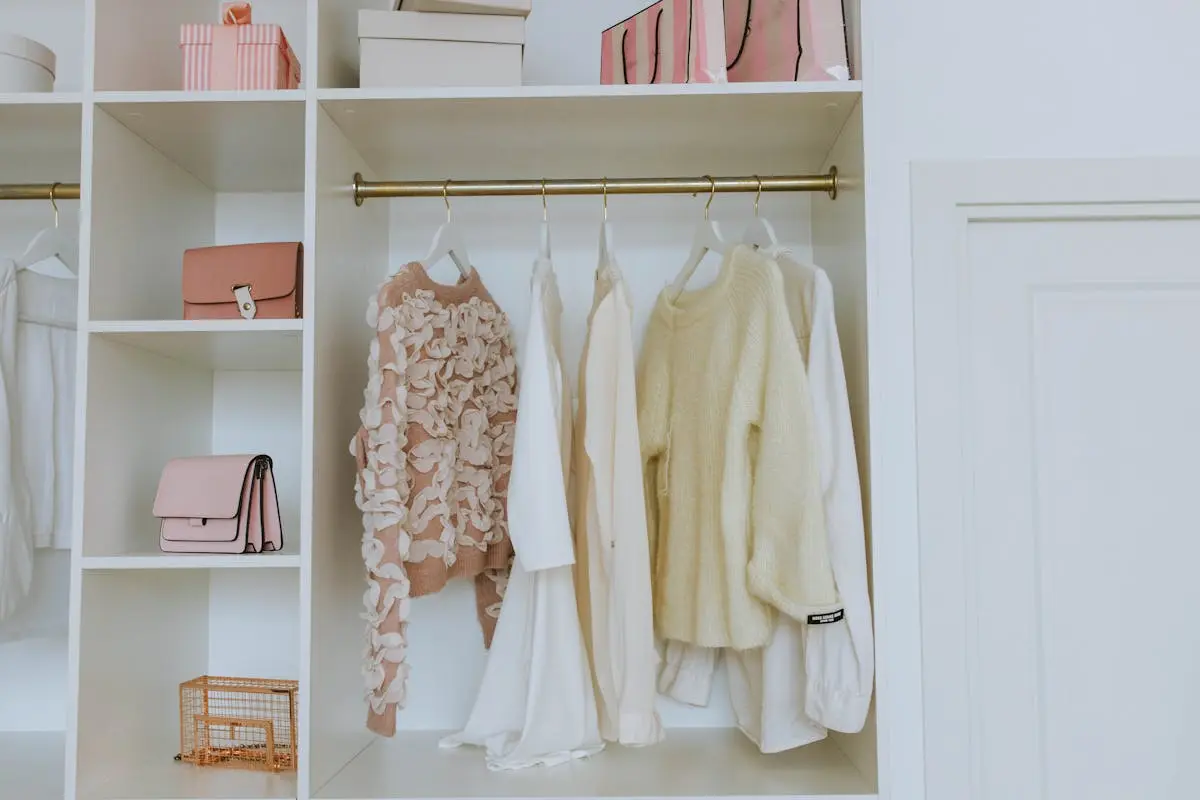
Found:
<box><xmin>351</xmin><ymin>262</ymin><xmax>518</xmax><ymax>737</ymax></box>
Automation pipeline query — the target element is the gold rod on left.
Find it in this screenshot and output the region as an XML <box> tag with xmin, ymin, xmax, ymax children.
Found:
<box><xmin>0</xmin><ymin>183</ymin><xmax>82</xmax><ymax>201</ymax></box>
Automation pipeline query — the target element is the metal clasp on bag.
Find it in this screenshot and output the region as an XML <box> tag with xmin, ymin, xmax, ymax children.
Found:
<box><xmin>232</xmin><ymin>284</ymin><xmax>257</xmax><ymax>320</ymax></box>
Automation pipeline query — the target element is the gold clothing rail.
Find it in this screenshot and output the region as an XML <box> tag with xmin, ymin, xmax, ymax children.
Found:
<box><xmin>353</xmin><ymin>169</ymin><xmax>839</xmax><ymax>206</ymax></box>
<box><xmin>0</xmin><ymin>183</ymin><xmax>82</xmax><ymax>201</ymax></box>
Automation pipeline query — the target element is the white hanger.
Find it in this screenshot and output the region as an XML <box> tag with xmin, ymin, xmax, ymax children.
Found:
<box><xmin>412</xmin><ymin>179</ymin><xmax>471</xmax><ymax>278</ymax></box>
<box><xmin>538</xmin><ymin>180</ymin><xmax>552</xmax><ymax>261</ymax></box>
<box><xmin>598</xmin><ymin>177</ymin><xmax>616</xmax><ymax>266</ymax></box>
<box><xmin>742</xmin><ymin>176</ymin><xmax>780</xmax><ymax>251</ymax></box>
<box><xmin>16</xmin><ymin>183</ymin><xmax>77</xmax><ymax>280</ymax></box>
<box><xmin>669</xmin><ymin>176</ymin><xmax>727</xmax><ymax>300</ymax></box>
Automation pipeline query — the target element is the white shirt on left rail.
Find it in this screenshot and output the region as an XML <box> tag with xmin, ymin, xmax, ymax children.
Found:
<box><xmin>0</xmin><ymin>258</ymin><xmax>77</xmax><ymax>622</ymax></box>
<box><xmin>441</xmin><ymin>257</ymin><xmax>603</xmax><ymax>770</ymax></box>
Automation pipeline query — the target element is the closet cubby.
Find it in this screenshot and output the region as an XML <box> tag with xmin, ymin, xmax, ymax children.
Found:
<box><xmin>80</xmin><ymin>332</ymin><xmax>302</xmax><ymax>564</ymax></box>
<box><xmin>0</xmin><ymin>0</ymin><xmax>87</xmax><ymax>96</ymax></box>
<box><xmin>93</xmin><ymin>0</ymin><xmax>307</xmax><ymax>93</ymax></box>
<box><xmin>75</xmin><ymin>568</ymin><xmax>300</xmax><ymax>800</ymax></box>
<box><xmin>89</xmin><ymin>100</ymin><xmax>305</xmax><ymax>321</ymax></box>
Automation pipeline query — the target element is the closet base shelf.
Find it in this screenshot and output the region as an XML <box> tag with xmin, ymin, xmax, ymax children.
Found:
<box><xmin>315</xmin><ymin>729</ymin><xmax>876</xmax><ymax>799</ymax></box>
<box><xmin>0</xmin><ymin>732</ymin><xmax>65</xmax><ymax>800</ymax></box>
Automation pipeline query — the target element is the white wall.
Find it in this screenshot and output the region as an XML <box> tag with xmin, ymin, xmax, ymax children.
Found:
<box><xmin>863</xmin><ymin>3</ymin><xmax>1200</xmax><ymax>799</ymax></box>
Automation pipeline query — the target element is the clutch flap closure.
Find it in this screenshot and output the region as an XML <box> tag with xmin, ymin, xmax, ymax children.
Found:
<box><xmin>153</xmin><ymin>454</ymin><xmax>258</xmax><ymax>521</ymax></box>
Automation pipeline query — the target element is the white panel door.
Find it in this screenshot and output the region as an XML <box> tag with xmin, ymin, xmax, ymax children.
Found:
<box><xmin>912</xmin><ymin>159</ymin><xmax>1200</xmax><ymax>800</ymax></box>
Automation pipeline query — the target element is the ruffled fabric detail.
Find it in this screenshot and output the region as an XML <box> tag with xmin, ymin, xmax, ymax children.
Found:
<box><xmin>351</xmin><ymin>282</ymin><xmax>518</xmax><ymax>737</ymax></box>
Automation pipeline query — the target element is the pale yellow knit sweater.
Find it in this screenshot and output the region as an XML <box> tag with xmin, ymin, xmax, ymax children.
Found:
<box><xmin>638</xmin><ymin>246</ymin><xmax>841</xmax><ymax>650</ymax></box>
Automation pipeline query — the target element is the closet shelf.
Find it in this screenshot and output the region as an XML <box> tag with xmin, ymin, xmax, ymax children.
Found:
<box><xmin>95</xmin><ymin>94</ymin><xmax>306</xmax><ymax>191</ymax></box>
<box><xmin>317</xmin><ymin>80</ymin><xmax>862</xmax><ymax>103</ymax></box>
<box><xmin>78</xmin><ymin>753</ymin><xmax>296</xmax><ymax>800</ymax></box>
<box><xmin>80</xmin><ymin>553</ymin><xmax>300</xmax><ymax>571</ymax></box>
<box><xmin>94</xmin><ymin>90</ymin><xmax>306</xmax><ymax>105</ymax></box>
<box><xmin>0</xmin><ymin>92</ymin><xmax>83</xmax><ymax>106</ymax></box>
<box><xmin>321</xmin><ymin>84</ymin><xmax>862</xmax><ymax>180</ymax></box>
<box><xmin>0</xmin><ymin>732</ymin><xmax>65</xmax><ymax>800</ymax></box>
<box><xmin>88</xmin><ymin>320</ymin><xmax>303</xmax><ymax>371</ymax></box>
<box><xmin>315</xmin><ymin>730</ymin><xmax>876</xmax><ymax>800</ymax></box>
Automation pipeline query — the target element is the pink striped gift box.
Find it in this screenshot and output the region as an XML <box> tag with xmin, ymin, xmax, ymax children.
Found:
<box><xmin>180</xmin><ymin>22</ymin><xmax>301</xmax><ymax>91</ymax></box>
<box><xmin>724</xmin><ymin>0</ymin><xmax>850</xmax><ymax>82</ymax></box>
<box><xmin>601</xmin><ymin>0</ymin><xmax>727</xmax><ymax>85</ymax></box>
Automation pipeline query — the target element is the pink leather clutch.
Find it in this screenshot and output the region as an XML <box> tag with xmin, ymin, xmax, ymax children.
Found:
<box><xmin>182</xmin><ymin>242</ymin><xmax>303</xmax><ymax>320</ymax></box>
<box><xmin>154</xmin><ymin>455</ymin><xmax>283</xmax><ymax>554</ymax></box>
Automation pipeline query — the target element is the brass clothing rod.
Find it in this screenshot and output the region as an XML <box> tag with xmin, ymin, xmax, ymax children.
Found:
<box><xmin>0</xmin><ymin>183</ymin><xmax>81</xmax><ymax>201</ymax></box>
<box><xmin>353</xmin><ymin>168</ymin><xmax>839</xmax><ymax>206</ymax></box>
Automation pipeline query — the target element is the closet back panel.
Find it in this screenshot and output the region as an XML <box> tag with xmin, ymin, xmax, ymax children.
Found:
<box><xmin>0</xmin><ymin>0</ymin><xmax>86</xmax><ymax>92</ymax></box>
<box><xmin>94</xmin><ymin>0</ymin><xmax>308</xmax><ymax>91</ymax></box>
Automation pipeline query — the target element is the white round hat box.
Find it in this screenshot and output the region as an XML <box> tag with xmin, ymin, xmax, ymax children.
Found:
<box><xmin>0</xmin><ymin>33</ymin><xmax>56</xmax><ymax>92</ymax></box>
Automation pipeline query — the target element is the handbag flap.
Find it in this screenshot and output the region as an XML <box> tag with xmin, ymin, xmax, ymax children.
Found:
<box><xmin>182</xmin><ymin>242</ymin><xmax>301</xmax><ymax>305</ymax></box>
<box><xmin>153</xmin><ymin>454</ymin><xmax>258</xmax><ymax>520</ymax></box>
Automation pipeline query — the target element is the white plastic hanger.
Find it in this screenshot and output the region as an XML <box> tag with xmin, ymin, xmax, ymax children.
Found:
<box><xmin>598</xmin><ymin>177</ymin><xmax>616</xmax><ymax>266</ymax></box>
<box><xmin>669</xmin><ymin>176</ymin><xmax>727</xmax><ymax>300</ymax></box>
<box><xmin>413</xmin><ymin>179</ymin><xmax>471</xmax><ymax>278</ymax></box>
<box><xmin>16</xmin><ymin>183</ymin><xmax>77</xmax><ymax>280</ymax></box>
<box><xmin>741</xmin><ymin>176</ymin><xmax>780</xmax><ymax>251</ymax></box>
<box><xmin>538</xmin><ymin>180</ymin><xmax>552</xmax><ymax>261</ymax></box>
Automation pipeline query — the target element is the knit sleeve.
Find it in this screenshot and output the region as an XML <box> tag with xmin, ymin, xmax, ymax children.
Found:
<box><xmin>746</xmin><ymin>266</ymin><xmax>842</xmax><ymax>621</ymax></box>
<box><xmin>636</xmin><ymin>317</ymin><xmax>671</xmax><ymax>573</ymax></box>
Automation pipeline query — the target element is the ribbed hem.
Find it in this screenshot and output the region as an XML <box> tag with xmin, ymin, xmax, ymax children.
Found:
<box><xmin>408</xmin><ymin>541</ymin><xmax>512</xmax><ymax>597</ymax></box>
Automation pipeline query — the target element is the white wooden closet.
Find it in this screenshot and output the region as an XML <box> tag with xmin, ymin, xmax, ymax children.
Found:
<box><xmin>0</xmin><ymin>2</ymin><xmax>879</xmax><ymax>799</ymax></box>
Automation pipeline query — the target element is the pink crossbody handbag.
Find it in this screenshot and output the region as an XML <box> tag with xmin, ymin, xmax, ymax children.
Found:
<box><xmin>154</xmin><ymin>454</ymin><xmax>283</xmax><ymax>554</ymax></box>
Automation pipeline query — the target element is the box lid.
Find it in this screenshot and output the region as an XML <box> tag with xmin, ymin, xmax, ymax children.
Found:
<box><xmin>397</xmin><ymin>0</ymin><xmax>532</xmax><ymax>17</ymax></box>
<box><xmin>180</xmin><ymin>23</ymin><xmax>290</xmax><ymax>48</ymax></box>
<box><xmin>0</xmin><ymin>33</ymin><xmax>56</xmax><ymax>75</ymax></box>
<box><xmin>359</xmin><ymin>10</ymin><xmax>525</xmax><ymax>45</ymax></box>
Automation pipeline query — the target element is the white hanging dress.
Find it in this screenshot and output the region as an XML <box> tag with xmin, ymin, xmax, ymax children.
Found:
<box><xmin>0</xmin><ymin>257</ymin><xmax>77</xmax><ymax>622</ymax></box>
<box><xmin>0</xmin><ymin>259</ymin><xmax>34</xmax><ymax>622</ymax></box>
<box><xmin>441</xmin><ymin>257</ymin><xmax>603</xmax><ymax>770</ymax></box>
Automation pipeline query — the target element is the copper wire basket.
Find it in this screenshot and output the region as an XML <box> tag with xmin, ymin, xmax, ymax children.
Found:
<box><xmin>177</xmin><ymin>676</ymin><xmax>299</xmax><ymax>772</ymax></box>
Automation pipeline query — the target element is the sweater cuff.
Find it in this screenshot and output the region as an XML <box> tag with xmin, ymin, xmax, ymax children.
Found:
<box><xmin>804</xmin><ymin>683</ymin><xmax>872</xmax><ymax>734</ymax></box>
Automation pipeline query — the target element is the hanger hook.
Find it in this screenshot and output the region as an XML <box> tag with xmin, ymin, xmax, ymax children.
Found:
<box><xmin>542</xmin><ymin>179</ymin><xmax>548</xmax><ymax>222</ymax></box>
<box><xmin>754</xmin><ymin>176</ymin><xmax>763</xmax><ymax>217</ymax></box>
<box><xmin>703</xmin><ymin>175</ymin><xmax>716</xmax><ymax>221</ymax></box>
<box><xmin>49</xmin><ymin>182</ymin><xmax>60</xmax><ymax>227</ymax></box>
<box><xmin>443</xmin><ymin>180</ymin><xmax>452</xmax><ymax>223</ymax></box>
<box><xmin>602</xmin><ymin>178</ymin><xmax>609</xmax><ymax>221</ymax></box>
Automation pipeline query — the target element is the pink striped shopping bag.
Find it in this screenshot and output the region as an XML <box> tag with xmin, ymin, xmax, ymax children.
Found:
<box><xmin>724</xmin><ymin>0</ymin><xmax>850</xmax><ymax>82</ymax></box>
<box><xmin>601</xmin><ymin>0</ymin><xmax>728</xmax><ymax>84</ymax></box>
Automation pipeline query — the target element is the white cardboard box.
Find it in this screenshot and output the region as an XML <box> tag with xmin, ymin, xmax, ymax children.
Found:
<box><xmin>394</xmin><ymin>0</ymin><xmax>532</xmax><ymax>16</ymax></box>
<box><xmin>359</xmin><ymin>10</ymin><xmax>525</xmax><ymax>88</ymax></box>
<box><xmin>0</xmin><ymin>32</ymin><xmax>56</xmax><ymax>92</ymax></box>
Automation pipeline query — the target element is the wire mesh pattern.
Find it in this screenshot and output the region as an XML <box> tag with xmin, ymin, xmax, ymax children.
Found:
<box><xmin>178</xmin><ymin>676</ymin><xmax>299</xmax><ymax>772</ymax></box>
